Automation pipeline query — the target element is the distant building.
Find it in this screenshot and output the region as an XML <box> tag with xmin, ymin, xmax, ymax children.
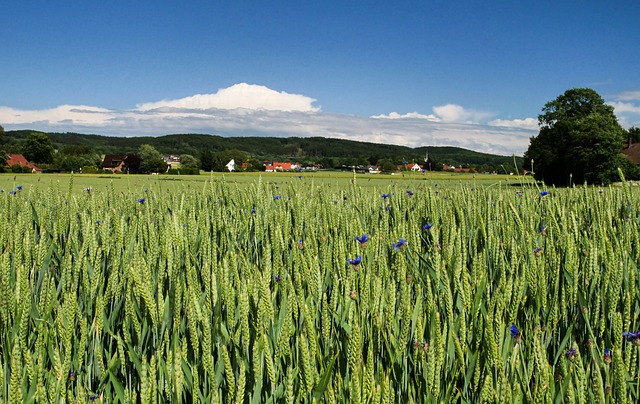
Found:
<box><xmin>264</xmin><ymin>161</ymin><xmax>300</xmax><ymax>172</ymax></box>
<box><xmin>5</xmin><ymin>154</ymin><xmax>42</xmax><ymax>173</ymax></box>
<box><xmin>622</xmin><ymin>142</ymin><xmax>640</xmax><ymax>165</ymax></box>
<box><xmin>101</xmin><ymin>154</ymin><xmax>142</xmax><ymax>173</ymax></box>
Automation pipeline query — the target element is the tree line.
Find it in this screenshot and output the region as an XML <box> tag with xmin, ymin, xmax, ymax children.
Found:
<box><xmin>0</xmin><ymin>129</ymin><xmax>522</xmax><ymax>173</ymax></box>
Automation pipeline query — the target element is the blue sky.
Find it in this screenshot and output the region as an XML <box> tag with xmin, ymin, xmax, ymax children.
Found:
<box><xmin>2</xmin><ymin>1</ymin><xmax>639</xmax><ymax>155</ymax></box>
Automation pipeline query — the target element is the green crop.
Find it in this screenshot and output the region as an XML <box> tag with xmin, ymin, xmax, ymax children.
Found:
<box><xmin>1</xmin><ymin>174</ymin><xmax>640</xmax><ymax>403</ymax></box>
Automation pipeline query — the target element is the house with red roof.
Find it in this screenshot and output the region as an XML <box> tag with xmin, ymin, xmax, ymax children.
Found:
<box><xmin>5</xmin><ymin>154</ymin><xmax>42</xmax><ymax>173</ymax></box>
<box><xmin>264</xmin><ymin>161</ymin><xmax>300</xmax><ymax>172</ymax></box>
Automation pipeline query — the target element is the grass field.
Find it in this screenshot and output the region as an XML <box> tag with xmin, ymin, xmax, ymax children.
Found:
<box><xmin>0</xmin><ymin>171</ymin><xmax>526</xmax><ymax>195</ymax></box>
<box><xmin>1</xmin><ymin>171</ymin><xmax>638</xmax><ymax>402</ymax></box>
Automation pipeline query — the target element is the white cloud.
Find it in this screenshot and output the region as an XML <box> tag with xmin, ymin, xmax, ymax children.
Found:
<box><xmin>613</xmin><ymin>90</ymin><xmax>640</xmax><ymax>101</ymax></box>
<box><xmin>487</xmin><ymin>117</ymin><xmax>539</xmax><ymax>130</ymax></box>
<box><xmin>136</xmin><ymin>83</ymin><xmax>319</xmax><ymax>112</ymax></box>
<box><xmin>371</xmin><ymin>111</ymin><xmax>441</xmax><ymax>121</ymax></box>
<box><xmin>431</xmin><ymin>104</ymin><xmax>491</xmax><ymax>124</ymax></box>
<box><xmin>0</xmin><ymin>84</ymin><xmax>538</xmax><ymax>155</ymax></box>
<box><xmin>609</xmin><ymin>101</ymin><xmax>640</xmax><ymax>115</ymax></box>
<box><xmin>372</xmin><ymin>104</ymin><xmax>491</xmax><ymax>124</ymax></box>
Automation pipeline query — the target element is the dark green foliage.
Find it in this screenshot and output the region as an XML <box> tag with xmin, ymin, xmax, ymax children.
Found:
<box><xmin>140</xmin><ymin>158</ymin><xmax>168</xmax><ymax>174</ymax></box>
<box><xmin>525</xmin><ymin>88</ymin><xmax>627</xmax><ymax>185</ymax></box>
<box><xmin>21</xmin><ymin>132</ymin><xmax>55</xmax><ymax>164</ymax></box>
<box><xmin>212</xmin><ymin>149</ymin><xmax>247</xmax><ymax>172</ymax></box>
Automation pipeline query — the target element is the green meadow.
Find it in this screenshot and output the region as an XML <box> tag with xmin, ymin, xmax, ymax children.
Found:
<box><xmin>1</xmin><ymin>171</ymin><xmax>639</xmax><ymax>402</ymax></box>
<box><xmin>0</xmin><ymin>171</ymin><xmax>522</xmax><ymax>195</ymax></box>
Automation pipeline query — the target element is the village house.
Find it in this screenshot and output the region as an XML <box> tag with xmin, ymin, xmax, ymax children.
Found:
<box><xmin>101</xmin><ymin>154</ymin><xmax>142</xmax><ymax>173</ymax></box>
<box><xmin>5</xmin><ymin>154</ymin><xmax>42</xmax><ymax>173</ymax></box>
<box><xmin>264</xmin><ymin>161</ymin><xmax>300</xmax><ymax>172</ymax></box>
<box><xmin>443</xmin><ymin>164</ymin><xmax>477</xmax><ymax>173</ymax></box>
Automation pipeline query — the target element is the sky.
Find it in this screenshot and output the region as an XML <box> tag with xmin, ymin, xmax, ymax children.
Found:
<box><xmin>2</xmin><ymin>1</ymin><xmax>639</xmax><ymax>156</ymax></box>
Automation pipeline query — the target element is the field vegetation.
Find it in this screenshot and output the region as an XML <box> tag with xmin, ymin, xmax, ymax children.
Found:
<box><xmin>1</xmin><ymin>171</ymin><xmax>639</xmax><ymax>402</ymax></box>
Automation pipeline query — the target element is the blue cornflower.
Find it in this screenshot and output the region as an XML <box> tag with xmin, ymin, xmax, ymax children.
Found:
<box><xmin>297</xmin><ymin>175</ymin><xmax>302</xmax><ymax>179</ymax></box>
<box><xmin>95</xmin><ymin>220</ymin><xmax>101</xmax><ymax>225</ymax></box>
<box><xmin>137</xmin><ymin>198</ymin><xmax>145</xmax><ymax>203</ymax></box>
<box><xmin>566</xmin><ymin>346</ymin><xmax>577</xmax><ymax>359</ymax></box>
<box><xmin>273</xmin><ymin>195</ymin><xmax>282</xmax><ymax>200</ymax></box>
<box><xmin>144</xmin><ymin>189</ymin><xmax>149</xmax><ymax>193</ymax></box>
<box><xmin>406</xmin><ymin>190</ymin><xmax>414</xmax><ymax>196</ymax></box>
<box><xmin>623</xmin><ymin>331</ymin><xmax>640</xmax><ymax>344</ymax></box>
<box><xmin>250</xmin><ymin>208</ymin><xmax>256</xmax><ymax>214</ymax></box>
<box><xmin>347</xmin><ymin>256</ymin><xmax>362</xmax><ymax>268</ymax></box>
<box><xmin>16</xmin><ymin>185</ymin><xmax>22</xmax><ymax>190</ymax></box>
<box><xmin>540</xmin><ymin>225</ymin><xmax>546</xmax><ymax>234</ymax></box>
<box><xmin>168</xmin><ymin>208</ymin><xmax>173</xmax><ymax>215</ymax></box>
<box><xmin>381</xmin><ymin>193</ymin><xmax>390</xmax><ymax>199</ymax></box>
<box><xmin>423</xmin><ymin>223</ymin><xmax>433</xmax><ymax>231</ymax></box>
<box><xmin>274</xmin><ymin>275</ymin><xmax>282</xmax><ymax>282</ymax></box>
<box><xmin>392</xmin><ymin>238</ymin><xmax>406</xmax><ymax>250</ymax></box>
<box><xmin>85</xmin><ymin>187</ymin><xmax>92</xmax><ymax>193</ymax></box>
<box><xmin>509</xmin><ymin>325</ymin><xmax>520</xmax><ymax>338</ymax></box>
<box><xmin>355</xmin><ymin>234</ymin><xmax>369</xmax><ymax>246</ymax></box>
<box><xmin>604</xmin><ymin>348</ymin><xmax>611</xmax><ymax>363</ymax></box>
<box><xmin>540</xmin><ymin>191</ymin><xmax>550</xmax><ymax>197</ymax></box>
<box><xmin>9</xmin><ymin>190</ymin><xmax>16</xmax><ymax>195</ymax></box>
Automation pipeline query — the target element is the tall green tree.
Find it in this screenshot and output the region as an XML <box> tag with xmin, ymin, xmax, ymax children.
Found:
<box><xmin>524</xmin><ymin>88</ymin><xmax>626</xmax><ymax>185</ymax></box>
<box><xmin>138</xmin><ymin>144</ymin><xmax>164</xmax><ymax>161</ymax></box>
<box><xmin>179</xmin><ymin>154</ymin><xmax>199</xmax><ymax>169</ymax></box>
<box><xmin>22</xmin><ymin>132</ymin><xmax>55</xmax><ymax>164</ymax></box>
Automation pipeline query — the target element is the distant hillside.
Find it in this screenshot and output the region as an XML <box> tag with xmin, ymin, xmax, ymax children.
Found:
<box><xmin>4</xmin><ymin>130</ymin><xmax>523</xmax><ymax>169</ymax></box>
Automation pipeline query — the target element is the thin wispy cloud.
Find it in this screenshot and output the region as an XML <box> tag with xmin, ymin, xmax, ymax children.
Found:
<box><xmin>1</xmin><ymin>83</ymin><xmax>545</xmax><ymax>155</ymax></box>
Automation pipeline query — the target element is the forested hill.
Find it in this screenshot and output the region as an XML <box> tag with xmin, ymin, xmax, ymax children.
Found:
<box><xmin>4</xmin><ymin>130</ymin><xmax>522</xmax><ymax>168</ymax></box>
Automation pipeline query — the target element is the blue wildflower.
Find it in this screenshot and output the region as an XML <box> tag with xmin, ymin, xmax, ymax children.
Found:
<box><xmin>250</xmin><ymin>208</ymin><xmax>256</xmax><ymax>214</ymax></box>
<box><xmin>406</xmin><ymin>190</ymin><xmax>414</xmax><ymax>196</ymax></box>
<box><xmin>355</xmin><ymin>234</ymin><xmax>369</xmax><ymax>246</ymax></box>
<box><xmin>604</xmin><ymin>348</ymin><xmax>611</xmax><ymax>363</ymax></box>
<box><xmin>274</xmin><ymin>275</ymin><xmax>282</xmax><ymax>282</ymax></box>
<box><xmin>95</xmin><ymin>220</ymin><xmax>101</xmax><ymax>225</ymax></box>
<box><xmin>623</xmin><ymin>331</ymin><xmax>640</xmax><ymax>344</ymax></box>
<box><xmin>540</xmin><ymin>225</ymin><xmax>546</xmax><ymax>235</ymax></box>
<box><xmin>423</xmin><ymin>223</ymin><xmax>433</xmax><ymax>231</ymax></box>
<box><xmin>137</xmin><ymin>198</ymin><xmax>145</xmax><ymax>203</ymax></box>
<box><xmin>85</xmin><ymin>187</ymin><xmax>92</xmax><ymax>193</ymax></box>
<box><xmin>509</xmin><ymin>325</ymin><xmax>520</xmax><ymax>338</ymax></box>
<box><xmin>392</xmin><ymin>238</ymin><xmax>406</xmax><ymax>250</ymax></box>
<box><xmin>297</xmin><ymin>175</ymin><xmax>302</xmax><ymax>179</ymax></box>
<box><xmin>540</xmin><ymin>191</ymin><xmax>550</xmax><ymax>197</ymax></box>
<box><xmin>381</xmin><ymin>193</ymin><xmax>390</xmax><ymax>199</ymax></box>
<box><xmin>273</xmin><ymin>195</ymin><xmax>282</xmax><ymax>200</ymax></box>
<box><xmin>566</xmin><ymin>346</ymin><xmax>577</xmax><ymax>359</ymax></box>
<box><xmin>9</xmin><ymin>190</ymin><xmax>16</xmax><ymax>195</ymax></box>
<box><xmin>16</xmin><ymin>185</ymin><xmax>22</xmax><ymax>190</ymax></box>
<box><xmin>347</xmin><ymin>256</ymin><xmax>362</xmax><ymax>268</ymax></box>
